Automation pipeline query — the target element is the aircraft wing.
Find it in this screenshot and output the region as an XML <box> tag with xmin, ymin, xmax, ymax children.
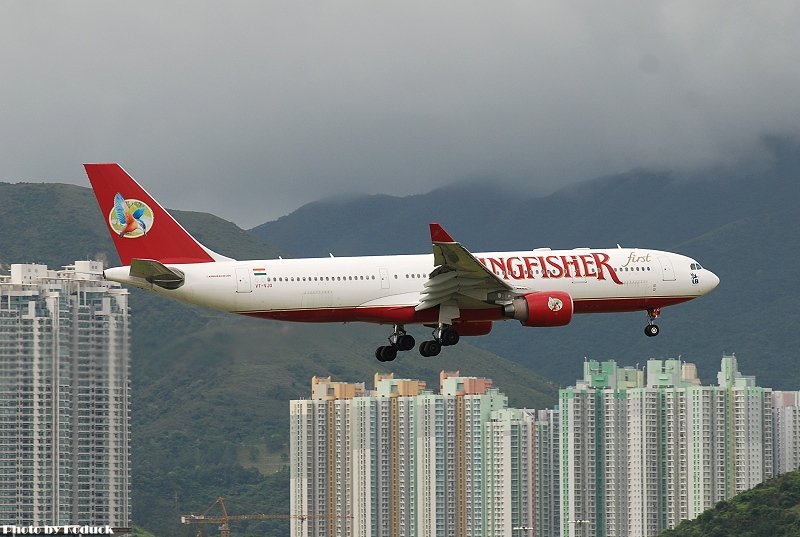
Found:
<box><xmin>415</xmin><ymin>223</ymin><xmax>514</xmax><ymax>312</ymax></box>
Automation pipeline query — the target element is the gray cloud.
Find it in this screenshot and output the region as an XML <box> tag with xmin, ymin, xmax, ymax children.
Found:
<box><xmin>1</xmin><ymin>1</ymin><xmax>798</xmax><ymax>227</ymax></box>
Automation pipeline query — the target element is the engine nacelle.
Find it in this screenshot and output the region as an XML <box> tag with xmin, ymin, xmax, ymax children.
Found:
<box><xmin>503</xmin><ymin>291</ymin><xmax>573</xmax><ymax>327</ymax></box>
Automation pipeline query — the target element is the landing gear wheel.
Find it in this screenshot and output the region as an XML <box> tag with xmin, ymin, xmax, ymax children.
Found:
<box><xmin>419</xmin><ymin>340</ymin><xmax>441</xmax><ymax>357</ymax></box>
<box><xmin>441</xmin><ymin>328</ymin><xmax>460</xmax><ymax>347</ymax></box>
<box><xmin>644</xmin><ymin>308</ymin><xmax>661</xmax><ymax>338</ymax></box>
<box><xmin>376</xmin><ymin>345</ymin><xmax>398</xmax><ymax>362</ymax></box>
<box><xmin>382</xmin><ymin>345</ymin><xmax>398</xmax><ymax>361</ymax></box>
<box><xmin>397</xmin><ymin>334</ymin><xmax>416</xmax><ymax>351</ymax></box>
<box><xmin>419</xmin><ymin>342</ymin><xmax>430</xmax><ymax>358</ymax></box>
<box><xmin>387</xmin><ymin>325</ymin><xmax>415</xmax><ymax>354</ymax></box>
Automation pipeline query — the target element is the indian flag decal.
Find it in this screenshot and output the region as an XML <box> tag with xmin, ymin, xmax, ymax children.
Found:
<box><xmin>253</xmin><ymin>267</ymin><xmax>267</xmax><ymax>276</ymax></box>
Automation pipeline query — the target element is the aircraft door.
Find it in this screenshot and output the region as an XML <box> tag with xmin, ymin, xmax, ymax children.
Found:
<box><xmin>379</xmin><ymin>267</ymin><xmax>390</xmax><ymax>289</ymax></box>
<box><xmin>235</xmin><ymin>267</ymin><xmax>252</xmax><ymax>293</ymax></box>
<box><xmin>657</xmin><ymin>256</ymin><xmax>676</xmax><ymax>281</ymax></box>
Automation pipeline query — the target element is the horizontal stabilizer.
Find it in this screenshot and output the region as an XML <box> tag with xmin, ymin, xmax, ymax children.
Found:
<box><xmin>130</xmin><ymin>258</ymin><xmax>185</xmax><ymax>290</ymax></box>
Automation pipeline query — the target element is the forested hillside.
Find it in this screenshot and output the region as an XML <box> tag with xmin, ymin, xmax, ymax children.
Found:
<box><xmin>250</xmin><ymin>137</ymin><xmax>800</xmax><ymax>389</ymax></box>
<box><xmin>660</xmin><ymin>471</ymin><xmax>800</xmax><ymax>537</ymax></box>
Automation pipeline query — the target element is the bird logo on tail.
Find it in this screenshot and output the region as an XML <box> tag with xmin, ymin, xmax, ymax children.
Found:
<box><xmin>109</xmin><ymin>193</ymin><xmax>154</xmax><ymax>238</ymax></box>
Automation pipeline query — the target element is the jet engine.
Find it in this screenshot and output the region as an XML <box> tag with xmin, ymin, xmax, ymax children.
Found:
<box><xmin>503</xmin><ymin>291</ymin><xmax>573</xmax><ymax>327</ymax></box>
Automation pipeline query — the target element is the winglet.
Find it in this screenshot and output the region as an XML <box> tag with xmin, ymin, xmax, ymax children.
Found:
<box><xmin>430</xmin><ymin>223</ymin><xmax>456</xmax><ymax>243</ymax></box>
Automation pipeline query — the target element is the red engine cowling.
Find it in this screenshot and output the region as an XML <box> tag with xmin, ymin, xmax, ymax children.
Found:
<box><xmin>452</xmin><ymin>321</ymin><xmax>493</xmax><ymax>337</ymax></box>
<box><xmin>503</xmin><ymin>291</ymin><xmax>573</xmax><ymax>327</ymax></box>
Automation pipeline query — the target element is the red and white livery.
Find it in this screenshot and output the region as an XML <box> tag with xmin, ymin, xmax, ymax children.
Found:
<box><xmin>85</xmin><ymin>163</ymin><xmax>720</xmax><ymax>361</ymax></box>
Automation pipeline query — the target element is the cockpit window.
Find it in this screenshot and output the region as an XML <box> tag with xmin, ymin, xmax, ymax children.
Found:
<box><xmin>690</xmin><ymin>263</ymin><xmax>704</xmax><ymax>270</ymax></box>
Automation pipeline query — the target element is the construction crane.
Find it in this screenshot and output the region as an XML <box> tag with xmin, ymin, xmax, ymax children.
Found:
<box><xmin>181</xmin><ymin>496</ymin><xmax>350</xmax><ymax>537</ymax></box>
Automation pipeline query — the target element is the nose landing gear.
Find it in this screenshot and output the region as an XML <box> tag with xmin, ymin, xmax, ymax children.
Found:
<box><xmin>644</xmin><ymin>308</ymin><xmax>661</xmax><ymax>337</ymax></box>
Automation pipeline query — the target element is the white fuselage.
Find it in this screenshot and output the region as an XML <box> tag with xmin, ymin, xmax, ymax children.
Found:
<box><xmin>105</xmin><ymin>247</ymin><xmax>719</xmax><ymax>325</ymax></box>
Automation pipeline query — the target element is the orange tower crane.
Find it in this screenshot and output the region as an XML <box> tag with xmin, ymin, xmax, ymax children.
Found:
<box><xmin>181</xmin><ymin>496</ymin><xmax>350</xmax><ymax>537</ymax></box>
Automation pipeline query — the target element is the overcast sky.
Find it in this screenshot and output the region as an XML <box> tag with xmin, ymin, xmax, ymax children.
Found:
<box><xmin>1</xmin><ymin>1</ymin><xmax>798</xmax><ymax>227</ymax></box>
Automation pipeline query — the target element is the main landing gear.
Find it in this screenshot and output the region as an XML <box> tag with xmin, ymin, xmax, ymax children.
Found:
<box><xmin>644</xmin><ymin>308</ymin><xmax>661</xmax><ymax>337</ymax></box>
<box><xmin>375</xmin><ymin>325</ymin><xmax>416</xmax><ymax>362</ymax></box>
<box><xmin>375</xmin><ymin>324</ymin><xmax>461</xmax><ymax>361</ymax></box>
<box><xmin>419</xmin><ymin>325</ymin><xmax>459</xmax><ymax>358</ymax></box>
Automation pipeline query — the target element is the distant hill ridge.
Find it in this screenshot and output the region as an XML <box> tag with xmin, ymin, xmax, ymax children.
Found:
<box><xmin>0</xmin><ymin>181</ymin><xmax>283</xmax><ymax>267</ymax></box>
<box><xmin>250</xmin><ymin>137</ymin><xmax>800</xmax><ymax>257</ymax></box>
<box><xmin>249</xmin><ymin>136</ymin><xmax>800</xmax><ymax>390</ymax></box>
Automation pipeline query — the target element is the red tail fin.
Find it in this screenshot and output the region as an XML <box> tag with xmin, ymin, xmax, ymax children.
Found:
<box><xmin>84</xmin><ymin>163</ymin><xmax>227</xmax><ymax>265</ymax></box>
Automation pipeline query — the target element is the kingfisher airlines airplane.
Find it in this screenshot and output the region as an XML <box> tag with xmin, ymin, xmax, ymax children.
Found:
<box><xmin>85</xmin><ymin>163</ymin><xmax>719</xmax><ymax>362</ymax></box>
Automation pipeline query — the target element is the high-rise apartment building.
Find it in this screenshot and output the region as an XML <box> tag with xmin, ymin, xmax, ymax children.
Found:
<box><xmin>0</xmin><ymin>262</ymin><xmax>130</xmax><ymax>527</ymax></box>
<box><xmin>559</xmin><ymin>356</ymin><xmax>773</xmax><ymax>537</ymax></box>
<box><xmin>292</xmin><ymin>356</ymin><xmax>785</xmax><ymax>537</ymax></box>
<box><xmin>771</xmin><ymin>391</ymin><xmax>800</xmax><ymax>476</ymax></box>
<box><xmin>290</xmin><ymin>371</ymin><xmax>514</xmax><ymax>537</ymax></box>
<box><xmin>484</xmin><ymin>408</ymin><xmax>534</xmax><ymax>536</ymax></box>
<box><xmin>531</xmin><ymin>408</ymin><xmax>560</xmax><ymax>537</ymax></box>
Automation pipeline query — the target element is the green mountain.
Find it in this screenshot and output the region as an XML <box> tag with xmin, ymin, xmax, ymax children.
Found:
<box><xmin>0</xmin><ymin>181</ymin><xmax>283</xmax><ymax>267</ymax></box>
<box><xmin>659</xmin><ymin>470</ymin><xmax>800</xmax><ymax>537</ymax></box>
<box><xmin>0</xmin><ymin>181</ymin><xmax>558</xmax><ymax>536</ymax></box>
<box><xmin>251</xmin><ymin>137</ymin><xmax>800</xmax><ymax>258</ymax></box>
<box><xmin>249</xmin><ymin>137</ymin><xmax>800</xmax><ymax>390</ymax></box>
<box><xmin>4</xmin><ymin>138</ymin><xmax>799</xmax><ymax>534</ymax></box>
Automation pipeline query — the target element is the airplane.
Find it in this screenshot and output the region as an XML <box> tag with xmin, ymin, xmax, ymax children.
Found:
<box><xmin>84</xmin><ymin>163</ymin><xmax>720</xmax><ymax>362</ymax></box>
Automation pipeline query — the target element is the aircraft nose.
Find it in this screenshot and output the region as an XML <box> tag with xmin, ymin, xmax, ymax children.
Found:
<box><xmin>705</xmin><ymin>270</ymin><xmax>720</xmax><ymax>293</ymax></box>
